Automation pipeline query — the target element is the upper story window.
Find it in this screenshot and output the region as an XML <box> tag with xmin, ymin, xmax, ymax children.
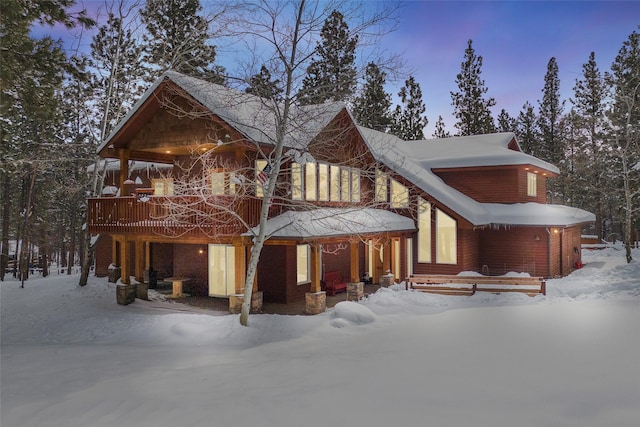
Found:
<box><xmin>390</xmin><ymin>178</ymin><xmax>409</xmax><ymax>208</ymax></box>
<box><xmin>417</xmin><ymin>198</ymin><xmax>431</xmax><ymax>263</ymax></box>
<box><xmin>527</xmin><ymin>172</ymin><xmax>537</xmax><ymax>197</ymax></box>
<box><xmin>152</xmin><ymin>178</ymin><xmax>174</xmax><ymax>196</ymax></box>
<box><xmin>210</xmin><ymin>170</ymin><xmax>236</xmax><ymax>196</ymax></box>
<box><xmin>375</xmin><ymin>170</ymin><xmax>388</xmax><ymax>203</ymax></box>
<box><xmin>291</xmin><ymin>162</ymin><xmax>360</xmax><ymax>203</ymax></box>
<box><xmin>436</xmin><ymin>209</ymin><xmax>457</xmax><ymax>264</ymax></box>
<box><xmin>255</xmin><ymin>159</ymin><xmax>270</xmax><ymax>197</ymax></box>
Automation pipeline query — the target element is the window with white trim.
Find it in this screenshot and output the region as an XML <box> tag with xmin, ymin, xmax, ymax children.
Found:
<box><xmin>296</xmin><ymin>244</ymin><xmax>310</xmax><ymax>284</ymax></box>
<box><xmin>375</xmin><ymin>170</ymin><xmax>388</xmax><ymax>202</ymax></box>
<box><xmin>351</xmin><ymin>169</ymin><xmax>360</xmax><ymax>202</ymax></box>
<box><xmin>305</xmin><ymin>162</ymin><xmax>317</xmax><ymax>201</ymax></box>
<box><xmin>390</xmin><ymin>178</ymin><xmax>409</xmax><ymax>208</ymax></box>
<box><xmin>340</xmin><ymin>168</ymin><xmax>350</xmax><ymax>202</ymax></box>
<box><xmin>436</xmin><ymin>209</ymin><xmax>457</xmax><ymax>264</ymax></box>
<box><xmin>417</xmin><ymin>198</ymin><xmax>431</xmax><ymax>263</ymax></box>
<box><xmin>318</xmin><ymin>163</ymin><xmax>329</xmax><ymax>201</ymax></box>
<box><xmin>291</xmin><ymin>162</ymin><xmax>303</xmax><ymax>200</ymax></box>
<box><xmin>330</xmin><ymin>165</ymin><xmax>340</xmax><ymax>201</ymax></box>
<box><xmin>527</xmin><ymin>172</ymin><xmax>537</xmax><ymax>197</ymax></box>
<box><xmin>152</xmin><ymin>178</ymin><xmax>174</xmax><ymax>196</ymax></box>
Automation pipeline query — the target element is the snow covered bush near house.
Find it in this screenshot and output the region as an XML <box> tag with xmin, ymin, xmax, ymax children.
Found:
<box><xmin>1</xmin><ymin>247</ymin><xmax>639</xmax><ymax>427</ymax></box>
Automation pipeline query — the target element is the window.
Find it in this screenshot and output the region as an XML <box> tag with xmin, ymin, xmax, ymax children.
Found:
<box><xmin>305</xmin><ymin>162</ymin><xmax>317</xmax><ymax>201</ymax></box>
<box><xmin>393</xmin><ymin>239</ymin><xmax>401</xmax><ymax>280</ymax></box>
<box><xmin>351</xmin><ymin>169</ymin><xmax>360</xmax><ymax>202</ymax></box>
<box><xmin>296</xmin><ymin>244</ymin><xmax>310</xmax><ymax>284</ymax></box>
<box><xmin>330</xmin><ymin>165</ymin><xmax>340</xmax><ymax>201</ymax></box>
<box><xmin>417</xmin><ymin>198</ymin><xmax>431</xmax><ymax>263</ymax></box>
<box><xmin>375</xmin><ymin>170</ymin><xmax>388</xmax><ymax>202</ymax></box>
<box><xmin>152</xmin><ymin>178</ymin><xmax>174</xmax><ymax>196</ymax></box>
<box><xmin>527</xmin><ymin>172</ymin><xmax>537</xmax><ymax>197</ymax></box>
<box><xmin>255</xmin><ymin>159</ymin><xmax>269</xmax><ymax>197</ymax></box>
<box><xmin>390</xmin><ymin>178</ymin><xmax>409</xmax><ymax>208</ymax></box>
<box><xmin>210</xmin><ymin>171</ymin><xmax>236</xmax><ymax>195</ymax></box>
<box><xmin>340</xmin><ymin>168</ymin><xmax>350</xmax><ymax>202</ymax></box>
<box><xmin>208</xmin><ymin>245</ymin><xmax>235</xmax><ymax>296</ymax></box>
<box><xmin>291</xmin><ymin>162</ymin><xmax>303</xmax><ymax>200</ymax></box>
<box><xmin>436</xmin><ymin>209</ymin><xmax>457</xmax><ymax>264</ymax></box>
<box><xmin>318</xmin><ymin>163</ymin><xmax>329</xmax><ymax>201</ymax></box>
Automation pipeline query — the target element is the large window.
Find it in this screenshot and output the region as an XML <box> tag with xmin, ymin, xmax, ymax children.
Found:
<box><xmin>330</xmin><ymin>165</ymin><xmax>340</xmax><ymax>201</ymax></box>
<box><xmin>340</xmin><ymin>168</ymin><xmax>350</xmax><ymax>202</ymax></box>
<box><xmin>152</xmin><ymin>178</ymin><xmax>174</xmax><ymax>196</ymax></box>
<box><xmin>417</xmin><ymin>198</ymin><xmax>431</xmax><ymax>263</ymax></box>
<box><xmin>436</xmin><ymin>209</ymin><xmax>457</xmax><ymax>264</ymax></box>
<box><xmin>390</xmin><ymin>178</ymin><xmax>409</xmax><ymax>208</ymax></box>
<box><xmin>296</xmin><ymin>244</ymin><xmax>310</xmax><ymax>284</ymax></box>
<box><xmin>406</xmin><ymin>238</ymin><xmax>413</xmax><ymax>277</ymax></box>
<box><xmin>527</xmin><ymin>172</ymin><xmax>537</xmax><ymax>197</ymax></box>
<box><xmin>210</xmin><ymin>171</ymin><xmax>236</xmax><ymax>195</ymax></box>
<box><xmin>305</xmin><ymin>162</ymin><xmax>317</xmax><ymax>201</ymax></box>
<box><xmin>318</xmin><ymin>163</ymin><xmax>329</xmax><ymax>201</ymax></box>
<box><xmin>208</xmin><ymin>245</ymin><xmax>235</xmax><ymax>296</ymax></box>
<box><xmin>291</xmin><ymin>162</ymin><xmax>303</xmax><ymax>200</ymax></box>
<box><xmin>351</xmin><ymin>169</ymin><xmax>360</xmax><ymax>202</ymax></box>
<box><xmin>375</xmin><ymin>170</ymin><xmax>388</xmax><ymax>202</ymax></box>
<box><xmin>255</xmin><ymin>159</ymin><xmax>269</xmax><ymax>197</ymax></box>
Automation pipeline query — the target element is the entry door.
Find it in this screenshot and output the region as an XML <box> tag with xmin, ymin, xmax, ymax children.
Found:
<box><xmin>208</xmin><ymin>245</ymin><xmax>235</xmax><ymax>296</ymax></box>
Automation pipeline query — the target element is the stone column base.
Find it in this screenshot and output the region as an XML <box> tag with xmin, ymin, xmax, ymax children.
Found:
<box><xmin>229</xmin><ymin>291</ymin><xmax>263</xmax><ymax>314</ymax></box>
<box><xmin>305</xmin><ymin>291</ymin><xmax>326</xmax><ymax>315</ymax></box>
<box><xmin>347</xmin><ymin>282</ymin><xmax>364</xmax><ymax>301</ymax></box>
<box><xmin>136</xmin><ymin>281</ymin><xmax>149</xmax><ymax>300</ymax></box>
<box><xmin>108</xmin><ymin>266</ymin><xmax>121</xmax><ymax>283</ymax></box>
<box><xmin>380</xmin><ymin>274</ymin><xmax>395</xmax><ymax>287</ymax></box>
<box><xmin>116</xmin><ymin>284</ymin><xmax>136</xmax><ymax>305</ymax></box>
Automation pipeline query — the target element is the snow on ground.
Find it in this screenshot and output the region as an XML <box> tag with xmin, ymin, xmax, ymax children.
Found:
<box><xmin>1</xmin><ymin>247</ymin><xmax>639</xmax><ymax>427</ymax></box>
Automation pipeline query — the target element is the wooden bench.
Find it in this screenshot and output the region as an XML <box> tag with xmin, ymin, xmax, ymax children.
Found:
<box><xmin>406</xmin><ymin>274</ymin><xmax>546</xmax><ymax>297</ymax></box>
<box><xmin>324</xmin><ymin>271</ymin><xmax>347</xmax><ymax>296</ymax></box>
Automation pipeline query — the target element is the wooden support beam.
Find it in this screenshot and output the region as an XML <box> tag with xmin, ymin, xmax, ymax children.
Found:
<box><xmin>233</xmin><ymin>237</ymin><xmax>247</xmax><ymax>294</ymax></box>
<box><xmin>349</xmin><ymin>240</ymin><xmax>360</xmax><ymax>283</ymax></box>
<box><xmin>310</xmin><ymin>243</ymin><xmax>322</xmax><ymax>293</ymax></box>
<box><xmin>134</xmin><ymin>240</ymin><xmax>144</xmax><ymax>283</ymax></box>
<box><xmin>118</xmin><ymin>236</ymin><xmax>130</xmax><ymax>285</ymax></box>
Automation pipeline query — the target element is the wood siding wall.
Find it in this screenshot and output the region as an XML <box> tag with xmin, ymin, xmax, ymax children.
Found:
<box><xmin>173</xmin><ymin>243</ymin><xmax>209</xmax><ymax>296</ymax></box>
<box><xmin>434</xmin><ymin>168</ymin><xmax>547</xmax><ymax>204</ymax></box>
<box><xmin>479</xmin><ymin>227</ymin><xmax>550</xmax><ymax>277</ymax></box>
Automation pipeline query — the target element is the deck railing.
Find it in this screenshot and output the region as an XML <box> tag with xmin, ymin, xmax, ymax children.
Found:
<box><xmin>87</xmin><ymin>195</ymin><xmax>268</xmax><ymax>237</ymax></box>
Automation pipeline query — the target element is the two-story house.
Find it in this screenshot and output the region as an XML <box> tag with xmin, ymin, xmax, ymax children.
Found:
<box><xmin>87</xmin><ymin>71</ymin><xmax>594</xmax><ymax>312</ymax></box>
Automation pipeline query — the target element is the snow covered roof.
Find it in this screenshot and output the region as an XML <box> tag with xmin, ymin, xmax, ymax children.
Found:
<box><xmin>98</xmin><ymin>71</ymin><xmax>346</xmax><ymax>153</ymax></box>
<box><xmin>86</xmin><ymin>159</ymin><xmax>173</xmax><ymax>173</ymax></box>
<box><xmin>245</xmin><ymin>208</ymin><xmax>416</xmax><ymax>240</ymax></box>
<box><xmin>357</xmin><ymin>127</ymin><xmax>594</xmax><ymax>228</ymax></box>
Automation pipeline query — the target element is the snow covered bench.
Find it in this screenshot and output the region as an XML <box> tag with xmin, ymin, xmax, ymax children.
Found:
<box><xmin>324</xmin><ymin>271</ymin><xmax>347</xmax><ymax>296</ymax></box>
<box><xmin>406</xmin><ymin>274</ymin><xmax>546</xmax><ymax>297</ymax></box>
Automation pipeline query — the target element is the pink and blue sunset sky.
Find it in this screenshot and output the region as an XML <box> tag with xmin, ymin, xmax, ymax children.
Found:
<box><xmin>34</xmin><ymin>1</ymin><xmax>639</xmax><ymax>136</ymax></box>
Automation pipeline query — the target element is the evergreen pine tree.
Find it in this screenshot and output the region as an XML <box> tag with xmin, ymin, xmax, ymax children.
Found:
<box><xmin>571</xmin><ymin>52</ymin><xmax>607</xmax><ymax>238</ymax></box>
<box><xmin>141</xmin><ymin>0</ymin><xmax>225</xmax><ymax>82</ymax></box>
<box><xmin>390</xmin><ymin>76</ymin><xmax>428</xmax><ymax>140</ymax></box>
<box><xmin>450</xmin><ymin>39</ymin><xmax>496</xmax><ymax>136</ymax></box>
<box><xmin>432</xmin><ymin>115</ymin><xmax>451</xmax><ymax>138</ymax></box>
<box><xmin>516</xmin><ymin>101</ymin><xmax>539</xmax><ymax>156</ymax></box>
<box><xmin>246</xmin><ymin>65</ymin><xmax>283</xmax><ymax>100</ymax></box>
<box><xmin>605</xmin><ymin>28</ymin><xmax>640</xmax><ymax>262</ymax></box>
<box><xmin>298</xmin><ymin>10</ymin><xmax>358</xmax><ymax>105</ymax></box>
<box><xmin>352</xmin><ymin>62</ymin><xmax>392</xmax><ymax>131</ymax></box>
<box><xmin>496</xmin><ymin>109</ymin><xmax>516</xmax><ymax>133</ymax></box>
<box><xmin>537</xmin><ymin>57</ymin><xmax>566</xmax><ymax>165</ymax></box>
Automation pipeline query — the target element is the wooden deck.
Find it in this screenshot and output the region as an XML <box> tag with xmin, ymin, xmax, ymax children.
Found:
<box><xmin>87</xmin><ymin>195</ymin><xmax>267</xmax><ymax>237</ymax></box>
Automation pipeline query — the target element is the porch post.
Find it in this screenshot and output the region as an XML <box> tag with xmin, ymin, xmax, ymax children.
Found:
<box><xmin>347</xmin><ymin>239</ymin><xmax>364</xmax><ymax>301</ymax></box>
<box><xmin>134</xmin><ymin>240</ymin><xmax>144</xmax><ymax>283</ymax></box>
<box><xmin>233</xmin><ymin>236</ymin><xmax>247</xmax><ymax>294</ymax></box>
<box><xmin>119</xmin><ymin>237</ymin><xmax>130</xmax><ymax>285</ymax></box>
<box><xmin>349</xmin><ymin>240</ymin><xmax>360</xmax><ymax>283</ymax></box>
<box><xmin>306</xmin><ymin>242</ymin><xmax>326</xmax><ymax>315</ymax></box>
